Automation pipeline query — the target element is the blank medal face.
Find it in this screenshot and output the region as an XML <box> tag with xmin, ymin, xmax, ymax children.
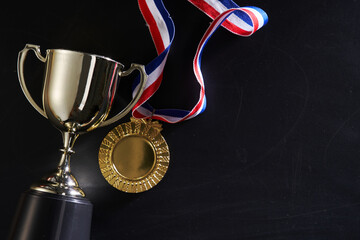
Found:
<box><xmin>99</xmin><ymin>118</ymin><xmax>170</xmax><ymax>193</ymax></box>
<box><xmin>112</xmin><ymin>135</ymin><xmax>156</xmax><ymax>180</ymax></box>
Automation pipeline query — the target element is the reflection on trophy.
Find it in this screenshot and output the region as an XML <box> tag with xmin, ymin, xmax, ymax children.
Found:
<box><xmin>9</xmin><ymin>44</ymin><xmax>147</xmax><ymax>240</ymax></box>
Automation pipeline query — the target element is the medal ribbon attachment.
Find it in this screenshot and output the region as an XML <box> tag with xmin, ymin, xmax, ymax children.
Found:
<box><xmin>133</xmin><ymin>0</ymin><xmax>268</xmax><ymax>123</ymax></box>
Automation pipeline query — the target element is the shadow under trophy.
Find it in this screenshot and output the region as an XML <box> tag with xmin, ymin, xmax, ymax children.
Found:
<box><xmin>9</xmin><ymin>44</ymin><xmax>147</xmax><ymax>240</ymax></box>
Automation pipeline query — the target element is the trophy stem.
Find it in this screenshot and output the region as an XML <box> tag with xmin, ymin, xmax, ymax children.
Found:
<box><xmin>30</xmin><ymin>130</ymin><xmax>86</xmax><ymax>197</ymax></box>
<box><xmin>58</xmin><ymin>131</ymin><xmax>78</xmax><ymax>175</ymax></box>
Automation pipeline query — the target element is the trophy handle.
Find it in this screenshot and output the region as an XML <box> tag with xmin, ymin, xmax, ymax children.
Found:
<box><xmin>100</xmin><ymin>63</ymin><xmax>147</xmax><ymax>127</ymax></box>
<box><xmin>17</xmin><ymin>44</ymin><xmax>47</xmax><ymax>118</ymax></box>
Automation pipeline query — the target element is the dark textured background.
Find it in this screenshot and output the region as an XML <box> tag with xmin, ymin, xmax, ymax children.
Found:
<box><xmin>1</xmin><ymin>0</ymin><xmax>360</xmax><ymax>239</ymax></box>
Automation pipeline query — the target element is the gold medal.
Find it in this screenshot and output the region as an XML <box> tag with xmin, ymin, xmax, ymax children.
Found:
<box><xmin>99</xmin><ymin>117</ymin><xmax>170</xmax><ymax>193</ymax></box>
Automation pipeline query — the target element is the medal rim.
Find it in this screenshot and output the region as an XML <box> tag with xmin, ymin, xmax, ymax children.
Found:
<box><xmin>98</xmin><ymin>118</ymin><xmax>170</xmax><ymax>193</ymax></box>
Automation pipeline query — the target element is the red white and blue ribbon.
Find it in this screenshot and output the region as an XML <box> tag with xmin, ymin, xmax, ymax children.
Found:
<box><xmin>132</xmin><ymin>0</ymin><xmax>268</xmax><ymax>123</ymax></box>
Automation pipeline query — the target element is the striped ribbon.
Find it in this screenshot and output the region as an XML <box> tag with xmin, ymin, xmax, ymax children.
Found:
<box><xmin>132</xmin><ymin>0</ymin><xmax>268</xmax><ymax>123</ymax></box>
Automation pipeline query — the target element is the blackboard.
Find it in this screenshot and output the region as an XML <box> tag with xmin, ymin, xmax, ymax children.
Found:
<box><xmin>1</xmin><ymin>1</ymin><xmax>359</xmax><ymax>239</ymax></box>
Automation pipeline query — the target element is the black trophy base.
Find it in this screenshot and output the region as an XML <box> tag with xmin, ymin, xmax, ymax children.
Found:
<box><xmin>8</xmin><ymin>190</ymin><xmax>93</xmax><ymax>240</ymax></box>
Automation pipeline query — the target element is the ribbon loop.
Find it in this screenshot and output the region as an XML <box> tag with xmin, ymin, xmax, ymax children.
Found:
<box><xmin>133</xmin><ymin>0</ymin><xmax>268</xmax><ymax>123</ymax></box>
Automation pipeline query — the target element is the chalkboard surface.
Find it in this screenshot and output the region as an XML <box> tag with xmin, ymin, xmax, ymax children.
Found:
<box><xmin>1</xmin><ymin>1</ymin><xmax>359</xmax><ymax>239</ymax></box>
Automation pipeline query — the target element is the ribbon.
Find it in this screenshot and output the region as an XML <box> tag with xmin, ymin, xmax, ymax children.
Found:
<box><xmin>132</xmin><ymin>0</ymin><xmax>268</xmax><ymax>123</ymax></box>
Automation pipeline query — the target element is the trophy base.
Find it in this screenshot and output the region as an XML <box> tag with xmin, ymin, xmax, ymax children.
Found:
<box><xmin>30</xmin><ymin>170</ymin><xmax>86</xmax><ymax>198</ymax></box>
<box><xmin>8</xmin><ymin>190</ymin><xmax>93</xmax><ymax>240</ymax></box>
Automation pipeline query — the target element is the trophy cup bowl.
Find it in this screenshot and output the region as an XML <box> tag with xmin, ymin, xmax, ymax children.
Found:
<box><xmin>9</xmin><ymin>44</ymin><xmax>147</xmax><ymax>240</ymax></box>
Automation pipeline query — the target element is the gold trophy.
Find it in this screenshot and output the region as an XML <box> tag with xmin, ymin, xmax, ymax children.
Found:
<box><xmin>9</xmin><ymin>44</ymin><xmax>146</xmax><ymax>240</ymax></box>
